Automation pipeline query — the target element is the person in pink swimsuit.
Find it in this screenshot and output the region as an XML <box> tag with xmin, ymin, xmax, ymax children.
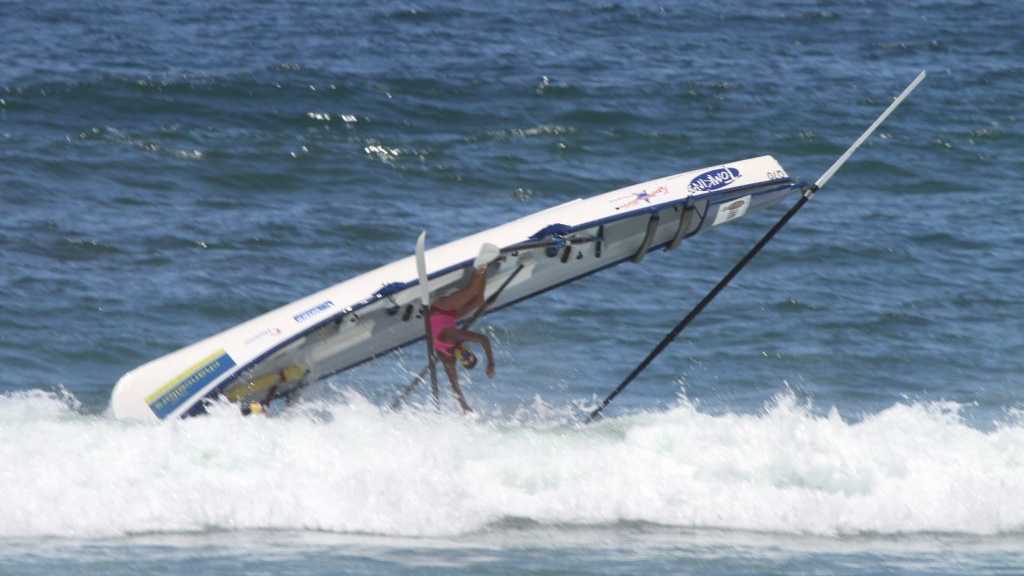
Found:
<box><xmin>429</xmin><ymin>265</ymin><xmax>496</xmax><ymax>413</ymax></box>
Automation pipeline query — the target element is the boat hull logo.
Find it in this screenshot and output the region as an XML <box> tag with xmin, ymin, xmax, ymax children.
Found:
<box><xmin>146</xmin><ymin>350</ymin><xmax>237</xmax><ymax>419</ymax></box>
<box><xmin>294</xmin><ymin>300</ymin><xmax>335</xmax><ymax>323</ymax></box>
<box><xmin>611</xmin><ymin>185</ymin><xmax>670</xmax><ymax>211</ymax></box>
<box><xmin>712</xmin><ymin>195</ymin><xmax>751</xmax><ymax>226</ymax></box>
<box><xmin>688</xmin><ymin>167</ymin><xmax>741</xmax><ymax>194</ymax></box>
<box><xmin>245</xmin><ymin>326</ymin><xmax>283</xmax><ymax>346</ymax></box>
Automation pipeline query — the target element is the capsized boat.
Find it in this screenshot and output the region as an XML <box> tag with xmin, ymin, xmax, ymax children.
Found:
<box><xmin>110</xmin><ymin>155</ymin><xmax>798</xmax><ymax>420</ymax></box>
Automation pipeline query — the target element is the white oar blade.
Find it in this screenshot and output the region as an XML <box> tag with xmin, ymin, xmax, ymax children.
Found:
<box><xmin>415</xmin><ymin>231</ymin><xmax>430</xmax><ymax>308</ymax></box>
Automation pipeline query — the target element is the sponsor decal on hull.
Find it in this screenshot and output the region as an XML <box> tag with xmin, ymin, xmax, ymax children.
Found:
<box><xmin>294</xmin><ymin>300</ymin><xmax>335</xmax><ymax>323</ymax></box>
<box><xmin>244</xmin><ymin>326</ymin><xmax>283</xmax><ymax>346</ymax></box>
<box><xmin>611</xmin><ymin>185</ymin><xmax>670</xmax><ymax>211</ymax></box>
<box><xmin>146</xmin><ymin>350</ymin><xmax>236</xmax><ymax>419</ymax></box>
<box><xmin>712</xmin><ymin>195</ymin><xmax>751</xmax><ymax>226</ymax></box>
<box><xmin>688</xmin><ymin>167</ymin><xmax>741</xmax><ymax>194</ymax></box>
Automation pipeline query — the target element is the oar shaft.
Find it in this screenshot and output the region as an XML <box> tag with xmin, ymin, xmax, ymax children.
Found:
<box><xmin>415</xmin><ymin>232</ymin><xmax>440</xmax><ymax>406</ymax></box>
<box><xmin>587</xmin><ymin>193</ymin><xmax>811</xmax><ymax>422</ymax></box>
<box><xmin>587</xmin><ymin>71</ymin><xmax>925</xmax><ymax>423</ymax></box>
<box><xmin>815</xmin><ymin>70</ymin><xmax>926</xmax><ymax>191</ymax></box>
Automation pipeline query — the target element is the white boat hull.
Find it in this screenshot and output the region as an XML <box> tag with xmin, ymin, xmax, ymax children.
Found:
<box><xmin>110</xmin><ymin>155</ymin><xmax>798</xmax><ymax>420</ymax></box>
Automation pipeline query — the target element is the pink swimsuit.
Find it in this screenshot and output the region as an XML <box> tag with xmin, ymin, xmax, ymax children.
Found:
<box><xmin>429</xmin><ymin>307</ymin><xmax>458</xmax><ymax>357</ymax></box>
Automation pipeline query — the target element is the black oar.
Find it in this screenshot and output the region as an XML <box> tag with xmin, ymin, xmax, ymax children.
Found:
<box><xmin>587</xmin><ymin>71</ymin><xmax>926</xmax><ymax>423</ymax></box>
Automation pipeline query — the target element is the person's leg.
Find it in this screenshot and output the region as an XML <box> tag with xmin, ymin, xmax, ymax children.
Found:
<box><xmin>457</xmin><ymin>270</ymin><xmax>486</xmax><ymax>317</ymax></box>
<box><xmin>440</xmin><ymin>356</ymin><xmax>473</xmax><ymax>413</ymax></box>
<box><xmin>433</xmin><ymin>268</ymin><xmax>486</xmax><ymax>315</ymax></box>
<box><xmin>449</xmin><ymin>377</ymin><xmax>473</xmax><ymax>413</ymax></box>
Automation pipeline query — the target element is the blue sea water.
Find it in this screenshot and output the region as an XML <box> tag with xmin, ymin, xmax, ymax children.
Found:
<box><xmin>2</xmin><ymin>0</ymin><xmax>1023</xmax><ymax>573</ymax></box>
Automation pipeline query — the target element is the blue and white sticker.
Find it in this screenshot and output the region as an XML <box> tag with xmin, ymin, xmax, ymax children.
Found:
<box><xmin>146</xmin><ymin>350</ymin><xmax>237</xmax><ymax>419</ymax></box>
<box><xmin>712</xmin><ymin>195</ymin><xmax>751</xmax><ymax>226</ymax></box>
<box><xmin>688</xmin><ymin>167</ymin><xmax>741</xmax><ymax>194</ymax></box>
<box><xmin>294</xmin><ymin>300</ymin><xmax>334</xmax><ymax>323</ymax></box>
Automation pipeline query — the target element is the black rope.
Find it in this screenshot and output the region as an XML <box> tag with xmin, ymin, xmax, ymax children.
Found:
<box><xmin>586</xmin><ymin>187</ymin><xmax>816</xmax><ymax>423</ymax></box>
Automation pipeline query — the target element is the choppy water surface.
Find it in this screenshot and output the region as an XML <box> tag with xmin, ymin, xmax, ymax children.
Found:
<box><xmin>1</xmin><ymin>1</ymin><xmax>1022</xmax><ymax>574</ymax></box>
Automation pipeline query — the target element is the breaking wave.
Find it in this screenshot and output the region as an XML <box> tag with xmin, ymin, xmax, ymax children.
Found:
<box><xmin>1</xmin><ymin>388</ymin><xmax>1023</xmax><ymax>538</ymax></box>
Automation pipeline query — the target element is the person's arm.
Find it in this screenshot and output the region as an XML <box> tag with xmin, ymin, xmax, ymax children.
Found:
<box><xmin>448</xmin><ymin>328</ymin><xmax>495</xmax><ymax>377</ymax></box>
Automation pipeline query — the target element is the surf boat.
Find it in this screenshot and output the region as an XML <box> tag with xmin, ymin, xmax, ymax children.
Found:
<box><xmin>111</xmin><ymin>155</ymin><xmax>799</xmax><ymax>420</ymax></box>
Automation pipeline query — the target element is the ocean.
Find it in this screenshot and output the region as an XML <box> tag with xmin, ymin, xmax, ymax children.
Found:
<box><xmin>1</xmin><ymin>0</ymin><xmax>1023</xmax><ymax>573</ymax></box>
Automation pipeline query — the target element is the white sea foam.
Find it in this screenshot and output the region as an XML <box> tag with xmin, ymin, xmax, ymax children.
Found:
<box><xmin>1</xmin><ymin>389</ymin><xmax>1023</xmax><ymax>538</ymax></box>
